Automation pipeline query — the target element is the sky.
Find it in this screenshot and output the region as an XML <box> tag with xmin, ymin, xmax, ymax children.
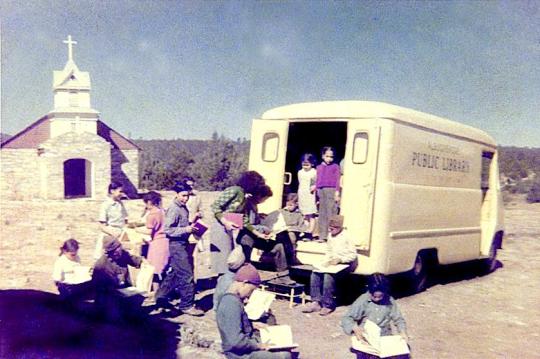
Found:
<box><xmin>1</xmin><ymin>0</ymin><xmax>539</xmax><ymax>146</ymax></box>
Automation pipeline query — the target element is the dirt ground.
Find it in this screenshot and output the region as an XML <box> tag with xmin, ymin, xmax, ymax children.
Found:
<box><xmin>1</xmin><ymin>193</ymin><xmax>539</xmax><ymax>359</ymax></box>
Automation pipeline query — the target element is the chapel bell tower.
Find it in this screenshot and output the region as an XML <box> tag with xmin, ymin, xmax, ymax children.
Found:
<box><xmin>49</xmin><ymin>35</ymin><xmax>100</xmax><ymax>138</ymax></box>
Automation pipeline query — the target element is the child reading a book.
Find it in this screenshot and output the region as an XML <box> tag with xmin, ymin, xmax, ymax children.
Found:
<box><xmin>52</xmin><ymin>239</ymin><xmax>93</xmax><ymax>301</ymax></box>
<box><xmin>302</xmin><ymin>215</ymin><xmax>357</xmax><ymax>316</ymax></box>
<box><xmin>341</xmin><ymin>273</ymin><xmax>409</xmax><ymax>359</ymax></box>
<box><xmin>216</xmin><ymin>264</ymin><xmax>292</xmax><ymax>359</ymax></box>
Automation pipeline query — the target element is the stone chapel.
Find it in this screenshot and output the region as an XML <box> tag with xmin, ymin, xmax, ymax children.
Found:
<box><xmin>1</xmin><ymin>36</ymin><xmax>140</xmax><ymax>200</ymax></box>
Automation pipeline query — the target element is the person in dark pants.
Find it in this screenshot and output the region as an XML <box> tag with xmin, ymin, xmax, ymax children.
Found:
<box><xmin>155</xmin><ymin>182</ymin><xmax>204</xmax><ymax>316</ymax></box>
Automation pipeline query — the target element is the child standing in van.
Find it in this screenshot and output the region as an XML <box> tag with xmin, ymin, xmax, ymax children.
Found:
<box><xmin>316</xmin><ymin>146</ymin><xmax>340</xmax><ymax>242</ymax></box>
<box><xmin>297</xmin><ymin>153</ymin><xmax>317</xmax><ymax>239</ymax></box>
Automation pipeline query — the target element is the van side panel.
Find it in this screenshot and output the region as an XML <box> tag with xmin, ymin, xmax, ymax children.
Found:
<box><xmin>385</xmin><ymin>122</ymin><xmax>483</xmax><ymax>273</ymax></box>
<box><xmin>248</xmin><ymin>119</ymin><xmax>289</xmax><ymax>213</ymax></box>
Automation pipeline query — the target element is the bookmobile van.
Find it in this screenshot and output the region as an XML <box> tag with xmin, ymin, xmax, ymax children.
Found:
<box><xmin>248</xmin><ymin>101</ymin><xmax>504</xmax><ymax>291</ymax></box>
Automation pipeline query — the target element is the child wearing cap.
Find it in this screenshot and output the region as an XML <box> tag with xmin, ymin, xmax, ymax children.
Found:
<box><xmin>92</xmin><ymin>235</ymin><xmax>144</xmax><ymax>320</ymax></box>
<box><xmin>302</xmin><ymin>214</ymin><xmax>357</xmax><ymax>316</ymax></box>
<box><xmin>213</xmin><ymin>249</ymin><xmax>246</xmax><ymax>311</ymax></box>
<box><xmin>216</xmin><ymin>264</ymin><xmax>292</xmax><ymax>359</ymax></box>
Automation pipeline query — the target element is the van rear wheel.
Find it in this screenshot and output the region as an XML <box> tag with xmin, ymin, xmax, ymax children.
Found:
<box><xmin>484</xmin><ymin>242</ymin><xmax>498</xmax><ymax>273</ymax></box>
<box><xmin>409</xmin><ymin>254</ymin><xmax>428</xmax><ymax>293</ymax></box>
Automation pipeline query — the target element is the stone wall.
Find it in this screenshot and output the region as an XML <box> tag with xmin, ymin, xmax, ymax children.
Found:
<box><xmin>40</xmin><ymin>132</ymin><xmax>111</xmax><ymax>200</ymax></box>
<box><xmin>111</xmin><ymin>149</ymin><xmax>139</xmax><ymax>198</ymax></box>
<box><xmin>0</xmin><ymin>149</ymin><xmax>41</xmax><ymax>200</ymax></box>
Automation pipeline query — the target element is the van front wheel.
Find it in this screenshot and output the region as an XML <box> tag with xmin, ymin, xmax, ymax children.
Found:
<box><xmin>409</xmin><ymin>254</ymin><xmax>428</xmax><ymax>293</ymax></box>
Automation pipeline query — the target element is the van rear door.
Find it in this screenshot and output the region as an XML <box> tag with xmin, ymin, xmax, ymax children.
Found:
<box><xmin>341</xmin><ymin>124</ymin><xmax>381</xmax><ymax>249</ymax></box>
<box><xmin>248</xmin><ymin>119</ymin><xmax>289</xmax><ymax>212</ymax></box>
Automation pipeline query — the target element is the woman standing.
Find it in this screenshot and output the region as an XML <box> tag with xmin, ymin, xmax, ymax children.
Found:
<box><xmin>210</xmin><ymin>171</ymin><xmax>269</xmax><ymax>275</ymax></box>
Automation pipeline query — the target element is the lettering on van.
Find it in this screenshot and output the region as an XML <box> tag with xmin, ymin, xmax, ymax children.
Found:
<box><xmin>411</xmin><ymin>152</ymin><xmax>470</xmax><ymax>173</ymax></box>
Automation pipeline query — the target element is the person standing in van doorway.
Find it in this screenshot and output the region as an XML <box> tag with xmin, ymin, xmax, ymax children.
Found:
<box><xmin>297</xmin><ymin>153</ymin><xmax>318</xmax><ymax>239</ymax></box>
<box><xmin>316</xmin><ymin>147</ymin><xmax>341</xmax><ymax>242</ymax></box>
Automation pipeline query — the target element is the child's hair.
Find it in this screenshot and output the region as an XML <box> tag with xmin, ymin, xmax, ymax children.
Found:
<box><xmin>321</xmin><ymin>146</ymin><xmax>336</xmax><ymax>156</ymax></box>
<box><xmin>143</xmin><ymin>191</ymin><xmax>162</xmax><ymax>206</ymax></box>
<box><xmin>367</xmin><ymin>273</ymin><xmax>390</xmax><ymax>294</ymax></box>
<box><xmin>59</xmin><ymin>239</ymin><xmax>79</xmax><ymax>256</ymax></box>
<box><xmin>286</xmin><ymin>193</ymin><xmax>298</xmax><ymax>203</ymax></box>
<box><xmin>108</xmin><ymin>182</ymin><xmax>123</xmax><ymax>194</ymax></box>
<box><xmin>300</xmin><ymin>153</ymin><xmax>317</xmax><ymax>167</ymax></box>
<box><xmin>172</xmin><ymin>182</ymin><xmax>192</xmax><ymax>193</ymax></box>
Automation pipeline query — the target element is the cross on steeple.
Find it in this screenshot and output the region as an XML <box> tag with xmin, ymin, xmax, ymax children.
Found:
<box><xmin>63</xmin><ymin>35</ymin><xmax>77</xmax><ymax>62</ymax></box>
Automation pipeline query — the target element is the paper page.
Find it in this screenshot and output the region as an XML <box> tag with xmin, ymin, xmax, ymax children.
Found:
<box><xmin>312</xmin><ymin>260</ymin><xmax>349</xmax><ymax>274</ymax></box>
<box><xmin>260</xmin><ymin>325</ymin><xmax>298</xmax><ymax>350</ymax></box>
<box><xmin>379</xmin><ymin>335</ymin><xmax>410</xmax><ymax>358</ymax></box>
<box><xmin>245</xmin><ymin>289</ymin><xmax>276</xmax><ymax>320</ymax></box>
<box><xmin>363</xmin><ymin>320</ymin><xmax>382</xmax><ymax>350</ymax></box>
<box><xmin>351</xmin><ymin>336</ymin><xmax>380</xmax><ymax>356</ymax></box>
<box><xmin>116</xmin><ymin>286</ymin><xmax>145</xmax><ymax>297</ymax></box>
<box><xmin>69</xmin><ymin>266</ymin><xmax>92</xmax><ymax>284</ymax></box>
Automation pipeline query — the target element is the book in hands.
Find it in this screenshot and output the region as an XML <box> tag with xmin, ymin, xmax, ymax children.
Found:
<box><xmin>260</xmin><ymin>325</ymin><xmax>298</xmax><ymax>350</ymax></box>
<box><xmin>260</xmin><ymin>211</ymin><xmax>288</xmax><ymax>237</ymax></box>
<box><xmin>192</xmin><ymin>220</ymin><xmax>209</xmax><ymax>236</ymax></box>
<box><xmin>116</xmin><ymin>286</ymin><xmax>145</xmax><ymax>297</ymax></box>
<box><xmin>351</xmin><ymin>320</ymin><xmax>410</xmax><ymax>358</ymax></box>
<box><xmin>120</xmin><ymin>228</ymin><xmax>149</xmax><ymax>245</ymax></box>
<box><xmin>68</xmin><ymin>266</ymin><xmax>92</xmax><ymax>284</ymax></box>
<box><xmin>223</xmin><ymin>213</ymin><xmax>244</xmax><ymax>229</ymax></box>
<box><xmin>312</xmin><ymin>260</ymin><xmax>349</xmax><ymax>274</ymax></box>
<box><xmin>244</xmin><ymin>289</ymin><xmax>276</xmax><ymax>320</ymax></box>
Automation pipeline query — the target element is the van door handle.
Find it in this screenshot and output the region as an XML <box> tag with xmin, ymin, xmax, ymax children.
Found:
<box><xmin>284</xmin><ymin>172</ymin><xmax>292</xmax><ymax>185</ymax></box>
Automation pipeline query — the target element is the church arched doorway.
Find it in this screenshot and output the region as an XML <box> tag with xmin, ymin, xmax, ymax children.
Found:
<box><xmin>64</xmin><ymin>158</ymin><xmax>92</xmax><ymax>198</ymax></box>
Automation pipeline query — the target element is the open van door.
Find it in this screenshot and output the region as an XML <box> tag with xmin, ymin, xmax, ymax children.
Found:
<box><xmin>340</xmin><ymin>124</ymin><xmax>381</xmax><ymax>250</ymax></box>
<box><xmin>248</xmin><ymin>119</ymin><xmax>289</xmax><ymax>213</ymax></box>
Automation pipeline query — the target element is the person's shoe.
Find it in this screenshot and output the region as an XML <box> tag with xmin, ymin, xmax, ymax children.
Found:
<box><xmin>315</xmin><ymin>238</ymin><xmax>326</xmax><ymax>243</ymax></box>
<box><xmin>274</xmin><ymin>275</ymin><xmax>296</xmax><ymax>285</ymax></box>
<box><xmin>301</xmin><ymin>302</ymin><xmax>321</xmax><ymax>313</ymax></box>
<box><xmin>319</xmin><ymin>307</ymin><xmax>334</xmax><ymax>316</ymax></box>
<box><xmin>181</xmin><ymin>306</ymin><xmax>204</xmax><ymax>317</ymax></box>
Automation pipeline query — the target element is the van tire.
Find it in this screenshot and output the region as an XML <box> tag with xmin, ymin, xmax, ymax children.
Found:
<box><xmin>409</xmin><ymin>253</ymin><xmax>428</xmax><ymax>293</ymax></box>
<box><xmin>484</xmin><ymin>241</ymin><xmax>498</xmax><ymax>273</ymax></box>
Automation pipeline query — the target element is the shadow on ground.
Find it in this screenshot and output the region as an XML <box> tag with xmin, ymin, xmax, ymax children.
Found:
<box><xmin>288</xmin><ymin>258</ymin><xmax>504</xmax><ymax>305</ymax></box>
<box><xmin>0</xmin><ymin>289</ymin><xmax>180</xmax><ymax>359</ymax></box>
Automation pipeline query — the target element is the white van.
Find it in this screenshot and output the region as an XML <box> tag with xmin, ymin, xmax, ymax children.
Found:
<box><xmin>248</xmin><ymin>101</ymin><xmax>504</xmax><ymax>291</ymax></box>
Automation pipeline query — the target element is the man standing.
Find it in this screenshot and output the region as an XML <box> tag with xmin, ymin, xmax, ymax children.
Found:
<box><xmin>155</xmin><ymin>182</ymin><xmax>203</xmax><ymax>316</ymax></box>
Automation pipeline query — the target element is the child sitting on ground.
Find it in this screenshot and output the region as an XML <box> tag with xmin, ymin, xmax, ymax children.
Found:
<box><xmin>341</xmin><ymin>273</ymin><xmax>409</xmax><ymax>359</ymax></box>
<box><xmin>52</xmin><ymin>238</ymin><xmax>93</xmax><ymax>301</ymax></box>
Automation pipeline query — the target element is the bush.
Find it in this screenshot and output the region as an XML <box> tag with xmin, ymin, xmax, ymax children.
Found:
<box><xmin>526</xmin><ymin>180</ymin><xmax>540</xmax><ymax>203</ymax></box>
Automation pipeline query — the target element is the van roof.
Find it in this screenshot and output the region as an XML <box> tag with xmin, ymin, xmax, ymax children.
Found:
<box><xmin>261</xmin><ymin>101</ymin><xmax>496</xmax><ymax>147</ymax></box>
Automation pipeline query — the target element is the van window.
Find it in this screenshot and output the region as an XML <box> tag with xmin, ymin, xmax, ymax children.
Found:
<box><xmin>352</xmin><ymin>132</ymin><xmax>369</xmax><ymax>164</ymax></box>
<box><xmin>262</xmin><ymin>132</ymin><xmax>279</xmax><ymax>162</ymax></box>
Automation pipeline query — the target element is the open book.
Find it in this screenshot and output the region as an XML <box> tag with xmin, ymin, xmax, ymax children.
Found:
<box><xmin>312</xmin><ymin>260</ymin><xmax>349</xmax><ymax>274</ymax></box>
<box><xmin>351</xmin><ymin>320</ymin><xmax>409</xmax><ymax>358</ymax></box>
<box><xmin>120</xmin><ymin>228</ymin><xmax>150</xmax><ymax>245</ymax></box>
<box><xmin>260</xmin><ymin>325</ymin><xmax>298</xmax><ymax>350</ymax></box>
<box><xmin>244</xmin><ymin>289</ymin><xmax>276</xmax><ymax>320</ymax></box>
<box><xmin>69</xmin><ymin>266</ymin><xmax>92</xmax><ymax>284</ymax></box>
<box><xmin>260</xmin><ymin>211</ymin><xmax>289</xmax><ymax>237</ymax></box>
<box><xmin>116</xmin><ymin>286</ymin><xmax>145</xmax><ymax>298</ymax></box>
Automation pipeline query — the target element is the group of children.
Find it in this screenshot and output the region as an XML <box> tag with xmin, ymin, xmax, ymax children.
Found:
<box><xmin>296</xmin><ymin>146</ymin><xmax>341</xmax><ymax>243</ymax></box>
<box><xmin>51</xmin><ymin>163</ymin><xmax>410</xmax><ymax>357</ymax></box>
